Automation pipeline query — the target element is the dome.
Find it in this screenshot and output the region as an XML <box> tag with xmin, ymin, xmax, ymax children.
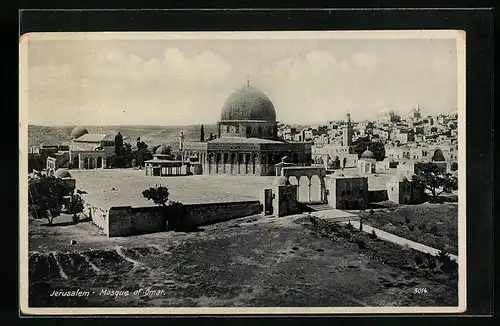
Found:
<box><xmin>361</xmin><ymin>148</ymin><xmax>374</xmax><ymax>159</ymax></box>
<box><xmin>273</xmin><ymin>176</ymin><xmax>290</xmax><ymax>187</ymax></box>
<box><xmin>220</xmin><ymin>86</ymin><xmax>276</xmax><ymax>122</ymax></box>
<box><xmin>54</xmin><ymin>169</ymin><xmax>72</xmax><ymax>179</ymax></box>
<box><xmin>70</xmin><ymin>126</ymin><xmax>89</xmax><ymax>139</ymax></box>
<box><xmin>155</xmin><ymin>145</ymin><xmax>171</xmax><ymax>155</ymax></box>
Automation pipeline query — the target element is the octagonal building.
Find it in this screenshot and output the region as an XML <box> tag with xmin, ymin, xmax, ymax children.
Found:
<box><xmin>182</xmin><ymin>82</ymin><xmax>312</xmax><ymax>176</ymax></box>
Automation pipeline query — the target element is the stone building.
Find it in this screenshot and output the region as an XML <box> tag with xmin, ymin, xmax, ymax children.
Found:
<box><xmin>182</xmin><ymin>82</ymin><xmax>312</xmax><ymax>176</ymax></box>
<box><xmin>386</xmin><ymin>173</ymin><xmax>426</xmax><ymax>204</ymax></box>
<box><xmin>357</xmin><ymin>148</ymin><xmax>376</xmax><ymax>175</ymax></box>
<box><xmin>144</xmin><ymin>145</ymin><xmax>183</xmax><ymax>176</ymax></box>
<box><xmin>327</xmin><ymin>173</ymin><xmax>369</xmax><ymax>209</ymax></box>
<box><xmin>312</xmin><ymin>113</ymin><xmax>358</xmax><ymax>168</ymax></box>
<box><xmin>68</xmin><ymin>127</ymin><xmax>115</xmax><ymax>169</ymax></box>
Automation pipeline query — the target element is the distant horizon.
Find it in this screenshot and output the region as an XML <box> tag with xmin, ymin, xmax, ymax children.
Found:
<box><xmin>28</xmin><ymin>107</ymin><xmax>455</xmax><ymax>129</ymax></box>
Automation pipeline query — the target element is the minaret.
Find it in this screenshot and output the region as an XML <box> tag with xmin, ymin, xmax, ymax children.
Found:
<box><xmin>179</xmin><ymin>131</ymin><xmax>185</xmax><ymax>151</ymax></box>
<box><xmin>342</xmin><ymin>112</ymin><xmax>353</xmax><ymax>147</ymax></box>
<box><xmin>246</xmin><ymin>75</ymin><xmax>250</xmax><ymax>87</ymax></box>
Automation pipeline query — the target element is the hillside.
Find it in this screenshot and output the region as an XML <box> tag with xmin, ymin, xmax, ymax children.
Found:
<box><xmin>28</xmin><ymin>124</ymin><xmax>219</xmax><ymax>149</ymax></box>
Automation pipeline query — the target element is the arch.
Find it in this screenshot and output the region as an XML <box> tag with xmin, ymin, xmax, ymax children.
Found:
<box><xmin>88</xmin><ymin>157</ymin><xmax>95</xmax><ymax>169</ymax></box>
<box><xmin>73</xmin><ymin>155</ymin><xmax>79</xmax><ymax>169</ymax></box>
<box><xmin>298</xmin><ymin>175</ymin><xmax>310</xmax><ymax>202</ymax></box>
<box><xmin>432</xmin><ymin>148</ymin><xmax>446</xmax><ymax>161</ymax></box>
<box><xmin>310</xmin><ymin>175</ymin><xmax>321</xmax><ymax>203</ymax></box>
<box><xmin>84</xmin><ymin>157</ymin><xmax>89</xmax><ymax>169</ymax></box>
<box><xmin>96</xmin><ymin>156</ymin><xmax>103</xmax><ymax>168</ymax></box>
<box><xmin>450</xmin><ymin>162</ymin><xmax>458</xmax><ymax>171</ymax></box>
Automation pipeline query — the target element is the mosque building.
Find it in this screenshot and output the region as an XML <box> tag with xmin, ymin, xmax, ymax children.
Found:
<box><xmin>181</xmin><ymin>80</ymin><xmax>312</xmax><ymax>176</ymax></box>
<box><xmin>68</xmin><ymin>126</ymin><xmax>115</xmax><ymax>169</ymax></box>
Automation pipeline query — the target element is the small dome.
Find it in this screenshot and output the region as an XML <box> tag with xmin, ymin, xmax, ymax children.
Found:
<box><xmin>155</xmin><ymin>145</ymin><xmax>171</xmax><ymax>155</ymax></box>
<box><xmin>70</xmin><ymin>126</ymin><xmax>89</xmax><ymax>139</ymax></box>
<box><xmin>54</xmin><ymin>169</ymin><xmax>72</xmax><ymax>179</ymax></box>
<box><xmin>273</xmin><ymin>176</ymin><xmax>290</xmax><ymax>187</ymax></box>
<box><xmin>220</xmin><ymin>86</ymin><xmax>276</xmax><ymax>122</ymax></box>
<box><xmin>361</xmin><ymin>147</ymin><xmax>374</xmax><ymax>159</ymax></box>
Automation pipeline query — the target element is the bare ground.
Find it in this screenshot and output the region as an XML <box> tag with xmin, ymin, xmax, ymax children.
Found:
<box><xmin>28</xmin><ymin>214</ymin><xmax>457</xmax><ymax>308</ymax></box>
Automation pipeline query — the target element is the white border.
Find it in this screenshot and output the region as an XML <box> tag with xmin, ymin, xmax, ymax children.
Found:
<box><xmin>19</xmin><ymin>30</ymin><xmax>466</xmax><ymax>315</ymax></box>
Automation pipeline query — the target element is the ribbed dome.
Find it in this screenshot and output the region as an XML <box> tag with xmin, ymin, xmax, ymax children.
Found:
<box><xmin>70</xmin><ymin>126</ymin><xmax>89</xmax><ymax>140</ymax></box>
<box><xmin>54</xmin><ymin>169</ymin><xmax>72</xmax><ymax>179</ymax></box>
<box><xmin>220</xmin><ymin>86</ymin><xmax>276</xmax><ymax>122</ymax></box>
<box><xmin>361</xmin><ymin>148</ymin><xmax>374</xmax><ymax>159</ymax></box>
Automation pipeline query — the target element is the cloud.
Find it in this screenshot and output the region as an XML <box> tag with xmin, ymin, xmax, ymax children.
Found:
<box><xmin>351</xmin><ymin>52</ymin><xmax>380</xmax><ymax>69</ymax></box>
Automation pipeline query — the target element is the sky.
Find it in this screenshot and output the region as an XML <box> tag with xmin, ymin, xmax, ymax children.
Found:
<box><xmin>26</xmin><ymin>33</ymin><xmax>459</xmax><ymax>126</ymax></box>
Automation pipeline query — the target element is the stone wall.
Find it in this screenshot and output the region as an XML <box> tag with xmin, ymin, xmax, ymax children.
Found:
<box><xmin>84</xmin><ymin>201</ymin><xmax>109</xmax><ymax>234</ymax></box>
<box><xmin>186</xmin><ymin>201</ymin><xmax>262</xmax><ymax>227</ymax></box>
<box><xmin>108</xmin><ymin>206</ymin><xmax>164</xmax><ymax>237</ymax></box>
<box><xmin>94</xmin><ymin>200</ymin><xmax>262</xmax><ymax>237</ymax></box>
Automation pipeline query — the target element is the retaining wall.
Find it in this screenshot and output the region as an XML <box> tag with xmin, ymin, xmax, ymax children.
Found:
<box><xmin>87</xmin><ymin>200</ymin><xmax>262</xmax><ymax>237</ymax></box>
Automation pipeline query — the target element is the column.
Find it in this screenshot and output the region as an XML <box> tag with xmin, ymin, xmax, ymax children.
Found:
<box><xmin>237</xmin><ymin>154</ymin><xmax>241</xmax><ymax>174</ymax></box>
<box><xmin>307</xmin><ymin>177</ymin><xmax>312</xmax><ymax>202</ymax></box>
<box><xmin>296</xmin><ymin>177</ymin><xmax>300</xmax><ymax>201</ymax></box>
<box><xmin>320</xmin><ymin>177</ymin><xmax>326</xmax><ymax>203</ymax></box>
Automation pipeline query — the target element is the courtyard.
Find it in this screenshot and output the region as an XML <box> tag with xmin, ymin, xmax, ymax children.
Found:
<box><xmin>70</xmin><ymin>168</ymin><xmax>399</xmax><ymax>209</ymax></box>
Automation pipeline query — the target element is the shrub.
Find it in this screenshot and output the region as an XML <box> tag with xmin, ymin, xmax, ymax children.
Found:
<box><xmin>369</xmin><ymin>209</ymin><xmax>375</xmax><ymax>215</ymax></box>
<box><xmin>414</xmin><ymin>254</ymin><xmax>424</xmax><ymax>266</ymax></box>
<box><xmin>429</xmin><ymin>226</ymin><xmax>439</xmax><ymax>236</ymax></box>
<box><xmin>437</xmin><ymin>250</ymin><xmax>451</xmax><ymax>264</ymax></box>
<box><xmin>354</xmin><ymin>238</ymin><xmax>366</xmax><ymax>249</ymax></box>
<box><xmin>427</xmin><ymin>256</ymin><xmax>437</xmax><ymax>269</ymax></box>
<box><xmin>408</xmin><ymin>224</ymin><xmax>415</xmax><ymax>231</ymax></box>
<box><xmin>346</xmin><ymin>221</ymin><xmax>354</xmax><ymax>229</ymax></box>
<box><xmin>369</xmin><ymin>229</ymin><xmax>377</xmax><ymax>239</ymax></box>
<box><xmin>418</xmin><ymin>223</ymin><xmax>427</xmax><ymax>231</ymax></box>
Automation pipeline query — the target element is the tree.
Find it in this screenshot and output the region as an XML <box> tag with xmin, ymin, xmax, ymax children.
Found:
<box><xmin>114</xmin><ymin>132</ymin><xmax>124</xmax><ymax>155</ymax></box>
<box><xmin>142</xmin><ymin>186</ymin><xmax>175</xmax><ymax>230</ymax></box>
<box><xmin>411</xmin><ymin>163</ymin><xmax>458</xmax><ymax>203</ymax></box>
<box><xmin>28</xmin><ymin>176</ymin><xmax>70</xmax><ymax>225</ymax></box>
<box><xmin>209</xmin><ymin>132</ymin><xmax>214</xmax><ymax>141</ymax></box>
<box><xmin>136</xmin><ymin>137</ymin><xmax>148</xmax><ymax>151</ymax></box>
<box><xmin>130</xmin><ymin>148</ymin><xmax>153</xmax><ymax>167</ymax></box>
<box><xmin>200</xmin><ymin>124</ymin><xmax>205</xmax><ymax>142</ymax></box>
<box><xmin>28</xmin><ymin>153</ymin><xmax>45</xmax><ymax>173</ymax></box>
<box><xmin>71</xmin><ymin>194</ymin><xmax>84</xmax><ymax>223</ymax></box>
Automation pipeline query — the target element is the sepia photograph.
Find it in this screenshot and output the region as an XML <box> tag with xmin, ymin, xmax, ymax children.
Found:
<box><xmin>20</xmin><ymin>30</ymin><xmax>466</xmax><ymax>314</ymax></box>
